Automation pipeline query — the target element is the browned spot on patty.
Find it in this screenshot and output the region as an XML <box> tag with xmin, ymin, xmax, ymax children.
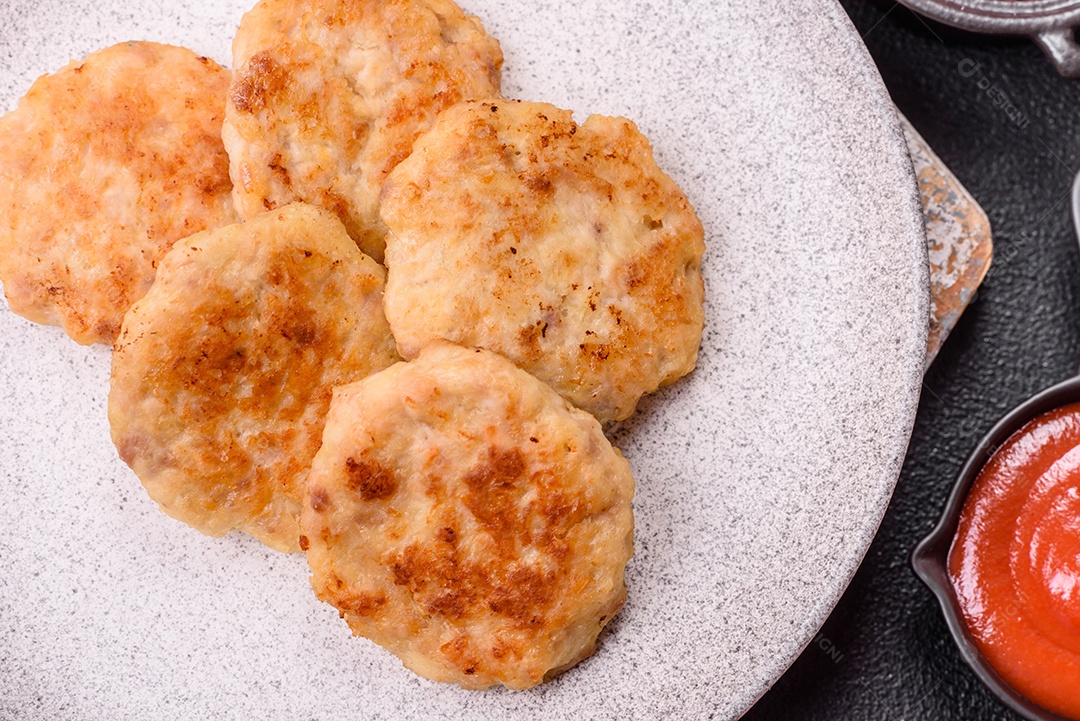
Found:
<box><xmin>463</xmin><ymin>448</ymin><xmax>527</xmax><ymax>542</ymax></box>
<box><xmin>439</xmin><ymin>633</ymin><xmax>481</xmax><ymax>676</ymax></box>
<box><xmin>267</xmin><ymin>153</ymin><xmax>293</xmax><ymax>190</ymax></box>
<box><xmin>310</xmin><ymin>486</ymin><xmax>331</xmax><ymax>513</ymax></box>
<box><xmin>517</xmin><ymin>321</ymin><xmax>544</xmax><ymax>353</ymax></box>
<box><xmin>345</xmin><ymin>456</ymin><xmax>397</xmax><ymax>501</ymax></box>
<box><xmin>523</xmin><ymin>171</ymin><xmax>553</xmax><ymax>195</ymax></box>
<box><xmin>339</xmin><ymin>591</ymin><xmax>387</xmax><ymax>618</ymax></box>
<box><xmin>230</xmin><ymin>52</ymin><xmax>288</xmax><ymax>114</ymax></box>
<box><xmin>374</xmin><ymin>446</ymin><xmax>575</xmax><ymax>629</ymax></box>
<box><xmin>488</xmin><ymin>565</ymin><xmax>552</xmax><ymax>624</ymax></box>
<box><xmin>578</xmin><ymin>341</ymin><xmax>611</xmax><ymax>365</ymax></box>
<box><xmin>391</xmin><ymin>537</ymin><xmax>478</xmax><ymax>621</ymax></box>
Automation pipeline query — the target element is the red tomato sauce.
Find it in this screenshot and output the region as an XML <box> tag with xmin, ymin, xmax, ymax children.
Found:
<box><xmin>950</xmin><ymin>402</ymin><xmax>1080</xmax><ymax>720</ymax></box>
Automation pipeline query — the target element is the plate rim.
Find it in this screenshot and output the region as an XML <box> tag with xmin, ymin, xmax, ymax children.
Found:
<box><xmin>730</xmin><ymin>0</ymin><xmax>929</xmax><ymax>714</ymax></box>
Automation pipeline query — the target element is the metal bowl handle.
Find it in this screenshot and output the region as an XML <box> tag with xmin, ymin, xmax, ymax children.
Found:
<box><xmin>1034</xmin><ymin>28</ymin><xmax>1080</xmax><ymax>78</ymax></box>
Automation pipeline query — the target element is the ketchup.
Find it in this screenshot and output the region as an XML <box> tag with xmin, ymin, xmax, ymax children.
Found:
<box><xmin>950</xmin><ymin>402</ymin><xmax>1080</xmax><ymax>720</ymax></box>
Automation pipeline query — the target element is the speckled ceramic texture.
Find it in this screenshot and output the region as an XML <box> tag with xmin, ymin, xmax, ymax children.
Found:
<box><xmin>0</xmin><ymin>1</ymin><xmax>928</xmax><ymax>719</ymax></box>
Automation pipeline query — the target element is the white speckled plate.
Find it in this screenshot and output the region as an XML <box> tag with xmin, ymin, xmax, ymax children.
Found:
<box><xmin>0</xmin><ymin>1</ymin><xmax>927</xmax><ymax>718</ymax></box>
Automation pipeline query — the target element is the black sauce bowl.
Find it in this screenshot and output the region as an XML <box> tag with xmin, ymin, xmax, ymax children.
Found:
<box><xmin>911</xmin><ymin>374</ymin><xmax>1080</xmax><ymax>721</ymax></box>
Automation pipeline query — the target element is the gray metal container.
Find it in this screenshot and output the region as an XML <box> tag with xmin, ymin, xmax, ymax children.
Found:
<box><xmin>900</xmin><ymin>0</ymin><xmax>1080</xmax><ymax>76</ymax></box>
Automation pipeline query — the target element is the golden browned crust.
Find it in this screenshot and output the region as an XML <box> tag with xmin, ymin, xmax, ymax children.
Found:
<box><xmin>108</xmin><ymin>204</ymin><xmax>399</xmax><ymax>553</ymax></box>
<box><xmin>381</xmin><ymin>100</ymin><xmax>706</xmax><ymax>422</ymax></box>
<box><xmin>0</xmin><ymin>41</ymin><xmax>237</xmax><ymax>345</ymax></box>
<box><xmin>223</xmin><ymin>0</ymin><xmax>503</xmax><ymax>262</ymax></box>
<box><xmin>301</xmin><ymin>341</ymin><xmax>634</xmax><ymax>689</ymax></box>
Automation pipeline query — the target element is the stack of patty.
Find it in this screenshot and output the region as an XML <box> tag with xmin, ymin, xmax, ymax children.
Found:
<box><xmin>0</xmin><ymin>0</ymin><xmax>705</xmax><ymax>691</ymax></box>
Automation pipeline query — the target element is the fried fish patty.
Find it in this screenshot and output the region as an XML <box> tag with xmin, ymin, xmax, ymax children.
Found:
<box><xmin>381</xmin><ymin>100</ymin><xmax>706</xmax><ymax>422</ymax></box>
<box><xmin>301</xmin><ymin>341</ymin><xmax>634</xmax><ymax>689</ymax></box>
<box><xmin>0</xmin><ymin>41</ymin><xmax>236</xmax><ymax>346</ymax></box>
<box><xmin>223</xmin><ymin>0</ymin><xmax>503</xmax><ymax>262</ymax></box>
<box><xmin>109</xmin><ymin>204</ymin><xmax>399</xmax><ymax>553</ymax></box>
